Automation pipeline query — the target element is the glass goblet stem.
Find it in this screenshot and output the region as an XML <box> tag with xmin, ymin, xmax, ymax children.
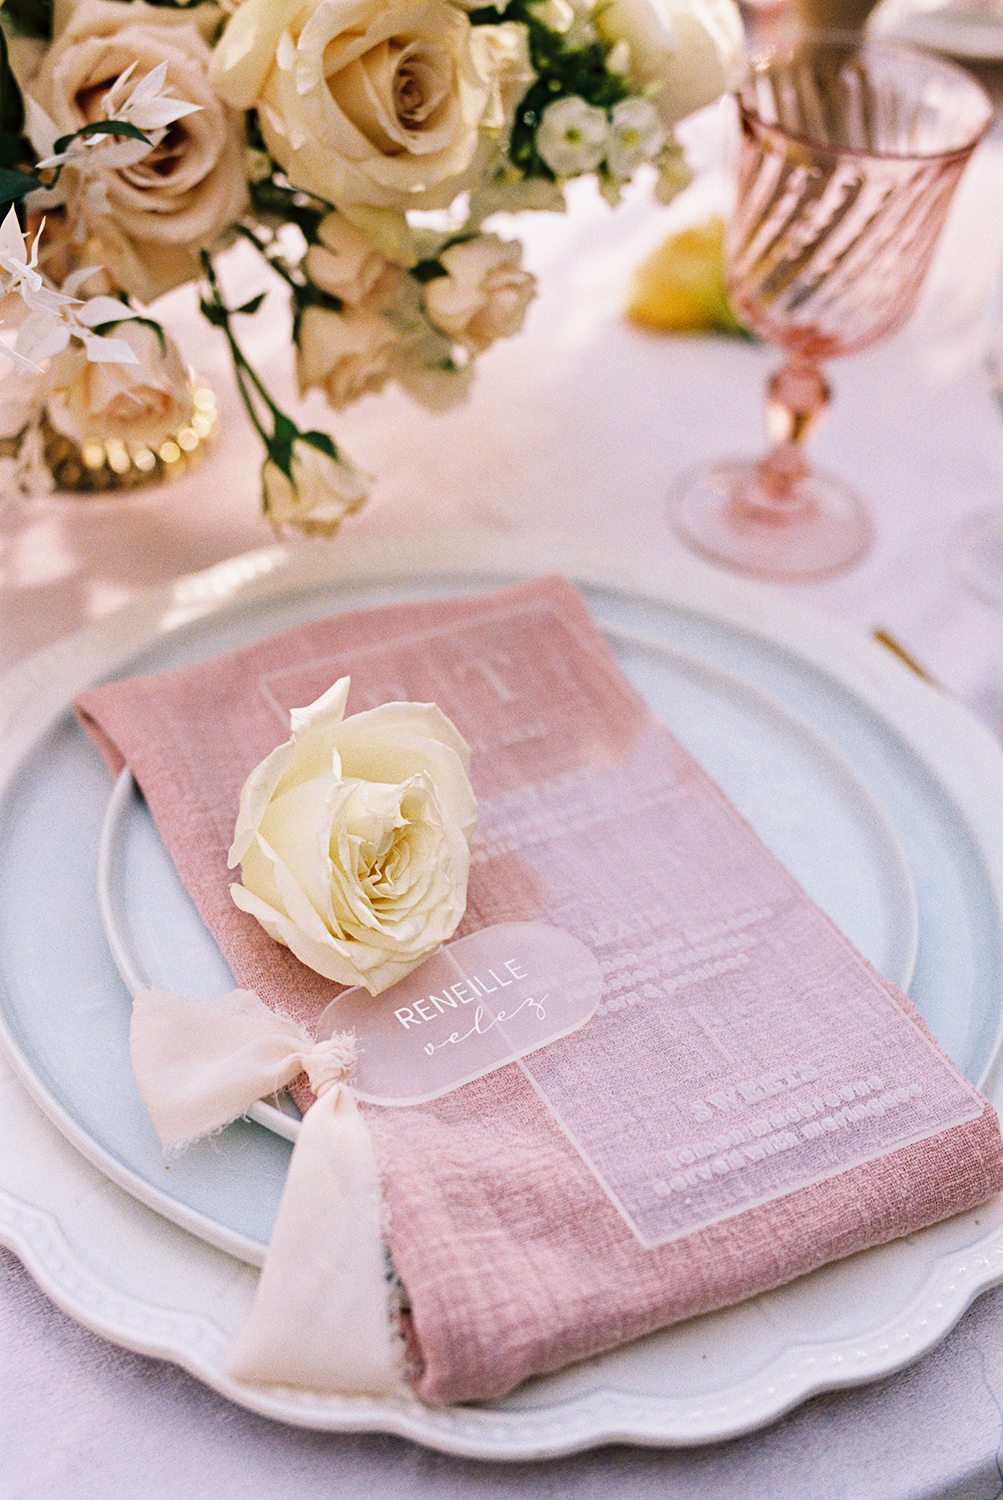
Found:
<box><xmin>743</xmin><ymin>358</ymin><xmax>832</xmax><ymax>519</ymax></box>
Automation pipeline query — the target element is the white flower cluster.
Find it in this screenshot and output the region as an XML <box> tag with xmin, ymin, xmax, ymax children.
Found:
<box><xmin>0</xmin><ymin>0</ymin><xmax>745</xmax><ymax>527</ymax></box>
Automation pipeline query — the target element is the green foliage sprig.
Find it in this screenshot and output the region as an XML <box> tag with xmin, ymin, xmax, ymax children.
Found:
<box><xmin>468</xmin><ymin>0</ymin><xmax>631</xmax><ymax>179</ymax></box>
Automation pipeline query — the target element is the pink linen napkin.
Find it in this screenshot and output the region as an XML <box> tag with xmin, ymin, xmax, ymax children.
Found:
<box><xmin>75</xmin><ymin>575</ymin><xmax>1003</xmax><ymax>1405</ymax></box>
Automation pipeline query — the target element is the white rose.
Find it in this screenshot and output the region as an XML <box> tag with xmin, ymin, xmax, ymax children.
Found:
<box><xmin>261</xmin><ymin>436</ymin><xmax>370</xmax><ymax>535</ymax></box>
<box><xmin>210</xmin><ymin>0</ymin><xmax>534</xmax><ymax>223</ymax></box>
<box><xmin>30</xmin><ymin>0</ymin><xmax>248</xmax><ymax>303</ymax></box>
<box><xmin>595</xmin><ymin>0</ymin><xmax>745</xmax><ymax>128</ymax></box>
<box><xmin>296</xmin><ymin>303</ymin><xmax>401</xmax><ymax>409</ymax></box>
<box><xmin>305</xmin><ymin>213</ymin><xmax>408</xmax><ymax>309</ymax></box>
<box><xmin>536</xmin><ymin>95</ymin><xmax>608</xmax><ymax>177</ymax></box>
<box><xmin>228</xmin><ymin>677</ymin><xmax>478</xmax><ymax>994</ymax></box>
<box><xmin>423</xmin><ymin>235</ymin><xmax>535</xmax><ymax>354</ymax></box>
<box><xmin>45</xmin><ymin>320</ymin><xmax>194</xmax><ymax>446</ymax></box>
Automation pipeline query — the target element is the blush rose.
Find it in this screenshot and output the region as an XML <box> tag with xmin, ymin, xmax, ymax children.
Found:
<box><xmin>45</xmin><ymin>320</ymin><xmax>194</xmax><ymax>446</ymax></box>
<box><xmin>30</xmin><ymin>0</ymin><xmax>248</xmax><ymax>304</ymax></box>
<box><xmin>422</xmin><ymin>235</ymin><xmax>535</xmax><ymax>355</ymax></box>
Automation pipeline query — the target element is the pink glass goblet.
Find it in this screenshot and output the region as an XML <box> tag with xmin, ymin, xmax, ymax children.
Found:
<box><xmin>669</xmin><ymin>35</ymin><xmax>993</xmax><ymax>583</ymax></box>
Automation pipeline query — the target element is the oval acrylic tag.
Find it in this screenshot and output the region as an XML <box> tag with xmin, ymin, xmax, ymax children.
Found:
<box><xmin>314</xmin><ymin>922</ymin><xmax>602</xmax><ymax>1106</ymax></box>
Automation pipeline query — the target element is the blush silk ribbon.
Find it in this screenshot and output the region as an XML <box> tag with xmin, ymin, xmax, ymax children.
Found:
<box><xmin>129</xmin><ymin>984</ymin><xmax>404</xmax><ymax>1396</ymax></box>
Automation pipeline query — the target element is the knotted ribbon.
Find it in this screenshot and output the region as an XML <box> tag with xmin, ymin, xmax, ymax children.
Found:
<box><xmin>130</xmin><ymin>984</ymin><xmax>404</xmax><ymax>1396</ymax></box>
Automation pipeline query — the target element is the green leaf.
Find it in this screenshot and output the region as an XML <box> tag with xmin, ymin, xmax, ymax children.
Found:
<box><xmin>410</xmin><ymin>258</ymin><xmax>448</xmax><ymax>284</ymax></box>
<box><xmin>0</xmin><ymin>26</ymin><xmax>25</xmax><ymax>138</ymax></box>
<box><xmin>234</xmin><ymin>292</ymin><xmax>266</xmax><ymax>316</ymax></box>
<box><xmin>198</xmin><ymin>298</ymin><xmax>229</xmax><ymax>329</ymax></box>
<box><xmin>292</xmin><ymin>281</ymin><xmax>343</xmax><ymax>320</ymax></box>
<box><xmin>0</xmin><ymin>129</ymin><xmax>28</xmax><ymax>168</ymax></box>
<box><xmin>52</xmin><ymin>119</ymin><xmax>151</xmax><ymax>155</ymax></box>
<box><xmin>301</xmin><ymin>429</ymin><xmax>337</xmax><ymax>460</ymax></box>
<box><xmin>92</xmin><ymin>314</ymin><xmax>166</xmax><ymax>352</ymax></box>
<box><xmin>272</xmin><ymin>412</ymin><xmax>298</xmax><ymax>451</ymax></box>
<box><xmin>0</xmin><ymin>165</ymin><xmax>38</xmax><ymax>204</ymax></box>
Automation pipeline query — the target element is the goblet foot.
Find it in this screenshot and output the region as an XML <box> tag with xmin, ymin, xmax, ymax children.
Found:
<box><xmin>954</xmin><ymin>508</ymin><xmax>1003</xmax><ymax>609</ymax></box>
<box><xmin>668</xmin><ymin>458</ymin><xmax>874</xmax><ymax>583</ymax></box>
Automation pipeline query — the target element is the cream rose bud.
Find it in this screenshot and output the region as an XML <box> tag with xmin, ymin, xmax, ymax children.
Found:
<box><xmin>31</xmin><ymin>0</ymin><xmax>248</xmax><ymax>304</ymax></box>
<box><xmin>261</xmin><ymin>437</ymin><xmax>370</xmax><ymax>535</ymax></box>
<box><xmin>305</xmin><ymin>214</ymin><xmax>407</xmax><ymax>310</ymax></box>
<box><xmin>391</xmin><ymin>331</ymin><xmax>475</xmax><ymax>412</ymax></box>
<box><xmin>595</xmin><ymin>0</ymin><xmax>745</xmax><ymax>128</ymax></box>
<box><xmin>45</xmin><ymin>321</ymin><xmax>194</xmax><ymax>446</ymax></box>
<box><xmin>228</xmin><ymin>677</ymin><xmax>478</xmax><ymax>994</ymax></box>
<box><xmin>210</xmin><ymin>0</ymin><xmax>534</xmax><ymax>220</ymax></box>
<box><xmin>296</xmin><ymin>304</ymin><xmax>402</xmax><ymax>409</ymax></box>
<box><xmin>423</xmin><ymin>236</ymin><xmax>536</xmax><ymax>354</ymax></box>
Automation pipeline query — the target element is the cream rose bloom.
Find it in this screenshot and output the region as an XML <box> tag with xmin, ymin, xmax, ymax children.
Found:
<box><xmin>45</xmin><ymin>320</ymin><xmax>194</xmax><ymax>446</ymax></box>
<box><xmin>423</xmin><ymin>235</ymin><xmax>535</xmax><ymax>354</ymax></box>
<box><xmin>210</xmin><ymin>0</ymin><xmax>534</xmax><ymax>234</ymax></box>
<box><xmin>261</xmin><ymin>437</ymin><xmax>370</xmax><ymax>535</ymax></box>
<box><xmin>30</xmin><ymin>0</ymin><xmax>248</xmax><ymax>304</ymax></box>
<box><xmin>296</xmin><ymin>303</ymin><xmax>402</xmax><ymax>408</ymax></box>
<box><xmin>595</xmin><ymin>0</ymin><xmax>745</xmax><ymax>128</ymax></box>
<box><xmin>228</xmin><ymin>677</ymin><xmax>478</xmax><ymax>994</ymax></box>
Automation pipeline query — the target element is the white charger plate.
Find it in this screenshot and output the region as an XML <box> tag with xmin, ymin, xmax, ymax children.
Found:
<box><xmin>1</xmin><ymin>530</ymin><xmax>1003</xmax><ymax>1458</ymax></box>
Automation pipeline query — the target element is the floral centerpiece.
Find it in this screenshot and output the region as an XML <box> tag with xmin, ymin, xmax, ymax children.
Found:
<box><xmin>0</xmin><ymin>0</ymin><xmax>744</xmax><ymax>529</ymax></box>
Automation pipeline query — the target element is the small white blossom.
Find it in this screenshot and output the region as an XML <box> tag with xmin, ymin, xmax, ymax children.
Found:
<box><xmin>536</xmin><ymin>97</ymin><xmax>609</xmax><ymax>178</ymax></box>
<box><xmin>0</xmin><ymin>208</ymin><xmax>78</xmax><ymax>369</ymax></box>
<box><xmin>103</xmin><ymin>62</ymin><xmax>201</xmax><ymax>136</ymax></box>
<box><xmin>561</xmin><ymin>0</ymin><xmax>601</xmax><ymax>48</ymax></box>
<box><xmin>606</xmin><ymin>97</ymin><xmax>666</xmax><ymax>179</ymax></box>
<box><xmin>0</xmin><ymin>208</ymin><xmax>65</xmax><ymax>314</ymax></box>
<box><xmin>605</xmin><ymin>39</ymin><xmax>633</xmax><ymax>77</ymax></box>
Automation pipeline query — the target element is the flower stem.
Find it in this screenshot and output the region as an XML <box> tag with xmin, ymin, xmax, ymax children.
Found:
<box><xmin>234</xmin><ymin>224</ymin><xmax>301</xmax><ymax>292</ymax></box>
<box><xmin>199</xmin><ymin>250</ymin><xmax>283</xmax><ymax>447</ymax></box>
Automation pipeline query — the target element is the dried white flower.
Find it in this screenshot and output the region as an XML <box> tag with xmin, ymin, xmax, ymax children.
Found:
<box><xmin>28</xmin><ymin>64</ymin><xmax>201</xmax><ymax>176</ymax></box>
<box><xmin>0</xmin><ymin>207</ymin><xmax>139</xmax><ymax>370</ymax></box>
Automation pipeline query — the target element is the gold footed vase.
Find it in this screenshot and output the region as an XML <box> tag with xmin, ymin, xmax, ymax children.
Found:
<box><xmin>39</xmin><ymin>372</ymin><xmax>217</xmax><ymax>494</ymax></box>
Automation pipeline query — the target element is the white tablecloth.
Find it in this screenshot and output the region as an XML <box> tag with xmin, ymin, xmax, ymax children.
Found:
<box><xmin>4</xmin><ymin>83</ymin><xmax>1003</xmax><ymax>1500</ymax></box>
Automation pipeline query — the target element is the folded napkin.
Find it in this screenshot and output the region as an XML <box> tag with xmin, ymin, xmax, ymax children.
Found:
<box><xmin>75</xmin><ymin>575</ymin><xmax>1003</xmax><ymax>1405</ymax></box>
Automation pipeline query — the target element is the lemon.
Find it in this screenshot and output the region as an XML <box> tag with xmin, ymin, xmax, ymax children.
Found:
<box><xmin>626</xmin><ymin>216</ymin><xmax>748</xmax><ymax>337</ymax></box>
